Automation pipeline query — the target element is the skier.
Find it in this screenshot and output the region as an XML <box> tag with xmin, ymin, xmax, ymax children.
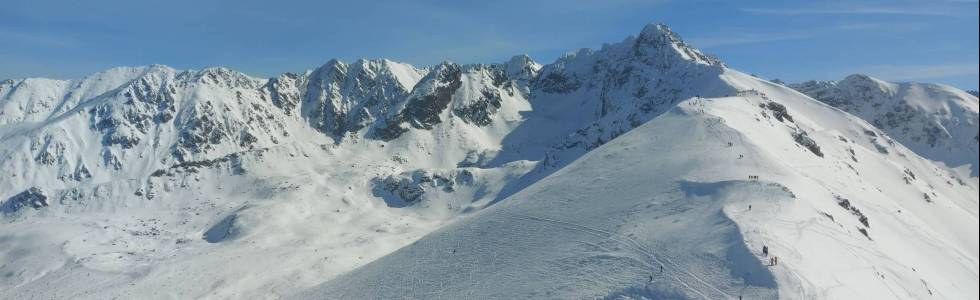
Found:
<box><xmin>774</xmin><ymin>256</ymin><xmax>778</xmax><ymax>266</ymax></box>
<box><xmin>660</xmin><ymin>265</ymin><xmax>664</xmax><ymax>273</ymax></box>
<box><xmin>749</xmin><ymin>204</ymin><xmax>752</xmax><ymax>211</ymax></box>
<box><xmin>762</xmin><ymin>245</ymin><xmax>768</xmax><ymax>256</ymax></box>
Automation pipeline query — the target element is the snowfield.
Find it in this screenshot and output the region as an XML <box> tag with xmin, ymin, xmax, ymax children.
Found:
<box><xmin>1</xmin><ymin>23</ymin><xmax>977</xmax><ymax>299</ymax></box>
<box><xmin>791</xmin><ymin>75</ymin><xmax>979</xmax><ymax>178</ymax></box>
<box><xmin>298</xmin><ymin>71</ymin><xmax>979</xmax><ymax>299</ymax></box>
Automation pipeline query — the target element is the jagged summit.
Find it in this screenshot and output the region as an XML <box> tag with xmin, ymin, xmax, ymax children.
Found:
<box><xmin>1</xmin><ymin>21</ymin><xmax>977</xmax><ymax>300</ymax></box>
<box><xmin>635</xmin><ymin>22</ymin><xmax>725</xmax><ymax>67</ymax></box>
<box><xmin>502</xmin><ymin>54</ymin><xmax>541</xmax><ymax>81</ymax></box>
<box><xmin>841</xmin><ymin>73</ymin><xmax>884</xmax><ymax>84</ymax></box>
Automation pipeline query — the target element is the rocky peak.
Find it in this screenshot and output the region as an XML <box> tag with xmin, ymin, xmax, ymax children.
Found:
<box><xmin>314</xmin><ymin>59</ymin><xmax>349</xmax><ymax>78</ymax></box>
<box><xmin>87</xmin><ymin>67</ymin><xmax>182</xmax><ymax>150</ymax></box>
<box><xmin>374</xmin><ymin>61</ymin><xmax>462</xmax><ymax>140</ymax></box>
<box><xmin>839</xmin><ymin>74</ymin><xmax>895</xmax><ymax>96</ymax></box>
<box><xmin>264</xmin><ymin>72</ymin><xmax>302</xmax><ymax>115</ymax></box>
<box><xmin>398</xmin><ymin>61</ymin><xmax>462</xmax><ymax>128</ymax></box>
<box><xmin>302</xmin><ymin>58</ymin><xmax>423</xmax><ymax>140</ymax></box>
<box><xmin>791</xmin><ymin>74</ymin><xmax>897</xmax><ymax>110</ymax></box>
<box><xmin>502</xmin><ymin>54</ymin><xmax>541</xmax><ymax>83</ymax></box>
<box><xmin>841</xmin><ymin>73</ymin><xmax>882</xmax><ymax>85</ymax></box>
<box><xmin>634</xmin><ymin>23</ymin><xmax>724</xmax><ymax>67</ymax></box>
<box><xmin>420</xmin><ymin>61</ymin><xmax>461</xmax><ymax>86</ymax></box>
<box><xmin>192</xmin><ymin>67</ymin><xmax>260</xmax><ymax>89</ymax></box>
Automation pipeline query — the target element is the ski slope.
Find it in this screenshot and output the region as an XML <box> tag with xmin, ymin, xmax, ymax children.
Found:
<box><xmin>1</xmin><ymin>22</ymin><xmax>977</xmax><ymax>300</ymax></box>
<box><xmin>298</xmin><ymin>71</ymin><xmax>979</xmax><ymax>299</ymax></box>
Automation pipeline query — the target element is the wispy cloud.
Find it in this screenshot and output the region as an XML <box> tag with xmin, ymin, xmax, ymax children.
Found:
<box><xmin>859</xmin><ymin>63</ymin><xmax>980</xmax><ymax>81</ymax></box>
<box><xmin>687</xmin><ymin>21</ymin><xmax>917</xmax><ymax>49</ymax></box>
<box><xmin>742</xmin><ymin>5</ymin><xmax>963</xmax><ymax>16</ymax></box>
<box><xmin>688</xmin><ymin>32</ymin><xmax>812</xmax><ymax>48</ymax></box>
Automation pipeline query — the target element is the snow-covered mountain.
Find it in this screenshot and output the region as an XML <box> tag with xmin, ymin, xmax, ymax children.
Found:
<box><xmin>1</xmin><ymin>23</ymin><xmax>977</xmax><ymax>299</ymax></box>
<box><xmin>790</xmin><ymin>75</ymin><xmax>979</xmax><ymax>177</ymax></box>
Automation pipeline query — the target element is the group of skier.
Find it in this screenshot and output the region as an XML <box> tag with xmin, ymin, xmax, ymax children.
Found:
<box><xmin>763</xmin><ymin>245</ymin><xmax>778</xmax><ymax>266</ymax></box>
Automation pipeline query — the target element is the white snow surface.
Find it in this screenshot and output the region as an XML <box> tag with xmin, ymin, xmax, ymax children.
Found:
<box><xmin>791</xmin><ymin>74</ymin><xmax>979</xmax><ymax>177</ymax></box>
<box><xmin>1</xmin><ymin>23</ymin><xmax>977</xmax><ymax>299</ymax></box>
<box><xmin>298</xmin><ymin>70</ymin><xmax>979</xmax><ymax>299</ymax></box>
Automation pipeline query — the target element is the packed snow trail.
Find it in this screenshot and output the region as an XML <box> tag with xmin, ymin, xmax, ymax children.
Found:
<box><xmin>3</xmin><ymin>22</ymin><xmax>977</xmax><ymax>299</ymax></box>
<box><xmin>516</xmin><ymin>214</ymin><xmax>732</xmax><ymax>299</ymax></box>
<box><xmin>295</xmin><ymin>101</ymin><xmax>792</xmax><ymax>299</ymax></box>
<box><xmin>297</xmin><ymin>88</ymin><xmax>978</xmax><ymax>299</ymax></box>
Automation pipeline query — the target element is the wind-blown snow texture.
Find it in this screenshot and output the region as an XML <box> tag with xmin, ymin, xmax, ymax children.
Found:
<box><xmin>1</xmin><ymin>23</ymin><xmax>977</xmax><ymax>299</ymax></box>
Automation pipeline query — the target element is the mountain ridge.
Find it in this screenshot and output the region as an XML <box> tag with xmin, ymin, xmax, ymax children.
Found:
<box><xmin>1</xmin><ymin>22</ymin><xmax>977</xmax><ymax>300</ymax></box>
<box><xmin>790</xmin><ymin>73</ymin><xmax>979</xmax><ymax>177</ymax></box>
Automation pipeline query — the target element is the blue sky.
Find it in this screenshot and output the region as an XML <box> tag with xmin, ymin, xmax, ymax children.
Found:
<box><xmin>1</xmin><ymin>0</ymin><xmax>977</xmax><ymax>89</ymax></box>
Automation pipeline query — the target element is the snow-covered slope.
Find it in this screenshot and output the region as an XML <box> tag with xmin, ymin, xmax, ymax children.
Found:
<box><xmin>2</xmin><ymin>22</ymin><xmax>977</xmax><ymax>300</ymax></box>
<box><xmin>298</xmin><ymin>69</ymin><xmax>979</xmax><ymax>299</ymax></box>
<box><xmin>791</xmin><ymin>75</ymin><xmax>979</xmax><ymax>177</ymax></box>
<box><xmin>0</xmin><ymin>56</ymin><xmax>542</xmax><ymax>298</ymax></box>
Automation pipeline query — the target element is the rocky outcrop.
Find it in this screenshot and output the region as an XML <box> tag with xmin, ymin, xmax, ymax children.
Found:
<box><xmin>2</xmin><ymin>187</ymin><xmax>49</xmax><ymax>213</ymax></box>
<box><xmin>374</xmin><ymin>62</ymin><xmax>462</xmax><ymax>140</ymax></box>
<box><xmin>371</xmin><ymin>169</ymin><xmax>475</xmax><ymax>206</ymax></box>
<box><xmin>791</xmin><ymin>74</ymin><xmax>979</xmax><ymax>174</ymax></box>
<box><xmin>264</xmin><ymin>73</ymin><xmax>301</xmax><ymax>115</ymax></box>
<box><xmin>303</xmin><ymin>59</ymin><xmax>424</xmax><ymax>140</ymax></box>
<box><xmin>793</xmin><ymin>130</ymin><xmax>824</xmax><ymax>157</ymax></box>
<box><xmin>89</xmin><ymin>66</ymin><xmax>179</xmax><ymax>149</ymax></box>
<box><xmin>401</xmin><ymin>63</ymin><xmax>462</xmax><ymax>129</ymax></box>
<box><xmin>530</xmin><ymin>23</ymin><xmax>731</xmax><ymax>170</ymax></box>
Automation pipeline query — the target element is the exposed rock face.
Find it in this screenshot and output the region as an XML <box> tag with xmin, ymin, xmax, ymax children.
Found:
<box><xmin>791</xmin><ymin>74</ymin><xmax>979</xmax><ymax>175</ymax></box>
<box><xmin>88</xmin><ymin>66</ymin><xmax>179</xmax><ymax>149</ymax></box>
<box><xmin>303</xmin><ymin>59</ymin><xmax>424</xmax><ymax>139</ymax></box>
<box><xmin>2</xmin><ymin>187</ymin><xmax>49</xmax><ymax>213</ymax></box>
<box><xmin>371</xmin><ymin>169</ymin><xmax>474</xmax><ymax>206</ymax></box>
<box><xmin>3</xmin><ymin>22</ymin><xmax>973</xmax><ymax>217</ymax></box>
<box><xmin>632</xmin><ymin>23</ymin><xmax>724</xmax><ymax>68</ymax></box>
<box><xmin>452</xmin><ymin>65</ymin><xmax>507</xmax><ymax>126</ymax></box>
<box><xmin>792</xmin><ymin>130</ymin><xmax>824</xmax><ymax>157</ymax></box>
<box><xmin>399</xmin><ymin>62</ymin><xmax>463</xmax><ymax>130</ymax></box>
<box><xmin>1</xmin><ymin>21</ymin><xmax>978</xmax><ymax>300</ymax></box>
<box><xmin>502</xmin><ymin>54</ymin><xmax>541</xmax><ymax>90</ymax></box>
<box><xmin>453</xmin><ymin>86</ymin><xmax>502</xmax><ymax>126</ymax></box>
<box><xmin>264</xmin><ymin>73</ymin><xmax>301</xmax><ymax>115</ymax></box>
<box><xmin>764</xmin><ymin>101</ymin><xmax>793</xmax><ymax>123</ymax></box>
<box><xmin>173</xmin><ymin>101</ymin><xmax>232</xmax><ymax>161</ymax></box>
<box><xmin>0</xmin><ymin>53</ymin><xmax>541</xmax><ymax>198</ymax></box>
<box><xmin>530</xmin><ymin>23</ymin><xmax>732</xmax><ymax>169</ymax></box>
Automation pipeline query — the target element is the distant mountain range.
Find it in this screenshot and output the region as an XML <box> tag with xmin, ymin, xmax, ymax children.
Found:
<box><xmin>2</xmin><ymin>23</ymin><xmax>977</xmax><ymax>300</ymax></box>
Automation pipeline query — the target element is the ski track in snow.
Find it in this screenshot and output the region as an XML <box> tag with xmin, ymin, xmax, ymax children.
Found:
<box><xmin>2</xmin><ymin>22</ymin><xmax>977</xmax><ymax>300</ymax></box>
<box><xmin>515</xmin><ymin>214</ymin><xmax>731</xmax><ymax>299</ymax></box>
